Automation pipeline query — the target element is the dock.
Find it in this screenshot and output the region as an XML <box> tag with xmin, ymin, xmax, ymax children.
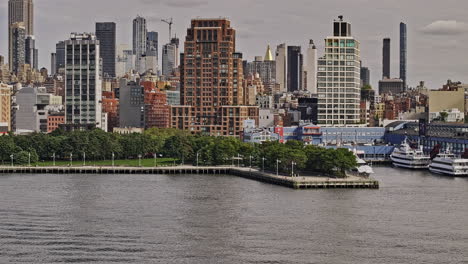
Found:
<box><xmin>0</xmin><ymin>166</ymin><xmax>379</xmax><ymax>190</ymax></box>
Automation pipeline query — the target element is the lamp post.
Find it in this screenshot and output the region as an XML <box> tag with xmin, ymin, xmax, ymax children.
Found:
<box><xmin>276</xmin><ymin>159</ymin><xmax>281</xmax><ymax>176</ymax></box>
<box><xmin>237</xmin><ymin>154</ymin><xmax>240</xmax><ymax>167</ymax></box>
<box><xmin>83</xmin><ymin>152</ymin><xmax>86</xmax><ymax>166</ymax></box>
<box><xmin>154</xmin><ymin>153</ymin><xmax>157</xmax><ymax>167</ymax></box>
<box><xmin>28</xmin><ymin>152</ymin><xmax>31</xmax><ymax>167</ymax></box>
<box><xmin>196</xmin><ymin>151</ymin><xmax>199</xmax><ymax>167</ymax></box>
<box><xmin>10</xmin><ymin>154</ymin><xmax>13</xmax><ymax>167</ymax></box>
<box><xmin>291</xmin><ymin>161</ymin><xmax>297</xmax><ymax>177</ymax></box>
<box><xmin>70</xmin><ymin>153</ymin><xmax>73</xmax><ymax>166</ymax></box>
<box><xmin>262</xmin><ymin>157</ymin><xmax>266</xmax><ymax>173</ymax></box>
<box><xmin>112</xmin><ymin>152</ymin><xmax>115</xmax><ymax>167</ymax></box>
<box><xmin>52</xmin><ymin>153</ymin><xmax>56</xmax><ymax>166</ymax></box>
<box><xmin>138</xmin><ymin>154</ymin><xmax>142</xmax><ymax>167</ymax></box>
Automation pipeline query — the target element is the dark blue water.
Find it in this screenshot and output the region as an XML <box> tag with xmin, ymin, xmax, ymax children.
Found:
<box><xmin>0</xmin><ymin>167</ymin><xmax>467</xmax><ymax>263</ymax></box>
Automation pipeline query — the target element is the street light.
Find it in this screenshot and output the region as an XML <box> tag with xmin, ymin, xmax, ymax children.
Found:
<box><xmin>196</xmin><ymin>151</ymin><xmax>200</xmax><ymax>167</ymax></box>
<box><xmin>138</xmin><ymin>154</ymin><xmax>142</xmax><ymax>167</ymax></box>
<box><xmin>237</xmin><ymin>154</ymin><xmax>241</xmax><ymax>167</ymax></box>
<box><xmin>70</xmin><ymin>153</ymin><xmax>73</xmax><ymax>166</ymax></box>
<box><xmin>83</xmin><ymin>152</ymin><xmax>86</xmax><ymax>166</ymax></box>
<box><xmin>276</xmin><ymin>159</ymin><xmax>281</xmax><ymax>176</ymax></box>
<box><xmin>52</xmin><ymin>153</ymin><xmax>56</xmax><ymax>166</ymax></box>
<box><xmin>262</xmin><ymin>157</ymin><xmax>267</xmax><ymax>173</ymax></box>
<box><xmin>112</xmin><ymin>152</ymin><xmax>115</xmax><ymax>167</ymax></box>
<box><xmin>28</xmin><ymin>152</ymin><xmax>31</xmax><ymax>167</ymax></box>
<box><xmin>10</xmin><ymin>154</ymin><xmax>13</xmax><ymax>167</ymax></box>
<box><xmin>154</xmin><ymin>153</ymin><xmax>157</xmax><ymax>167</ymax></box>
<box><xmin>291</xmin><ymin>161</ymin><xmax>297</xmax><ymax>177</ymax></box>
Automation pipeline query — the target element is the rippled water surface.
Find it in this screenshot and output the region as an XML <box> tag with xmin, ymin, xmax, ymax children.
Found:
<box><xmin>0</xmin><ymin>167</ymin><xmax>467</xmax><ymax>263</ymax></box>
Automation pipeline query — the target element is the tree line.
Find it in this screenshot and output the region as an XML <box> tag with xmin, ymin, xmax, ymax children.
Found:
<box><xmin>0</xmin><ymin>128</ymin><xmax>357</xmax><ymax>177</ymax></box>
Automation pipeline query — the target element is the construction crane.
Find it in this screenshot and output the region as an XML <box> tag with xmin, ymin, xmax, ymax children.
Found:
<box><xmin>161</xmin><ymin>18</ymin><xmax>173</xmax><ymax>41</ymax></box>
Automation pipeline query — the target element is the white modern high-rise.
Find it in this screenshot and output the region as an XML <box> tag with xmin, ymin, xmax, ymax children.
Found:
<box><xmin>317</xmin><ymin>16</ymin><xmax>361</xmax><ymax>125</ymax></box>
<box><xmin>275</xmin><ymin>43</ymin><xmax>287</xmax><ymax>92</ymax></box>
<box><xmin>64</xmin><ymin>33</ymin><xmax>103</xmax><ymax>129</ymax></box>
<box><xmin>162</xmin><ymin>43</ymin><xmax>176</xmax><ymax>76</ymax></box>
<box><xmin>305</xmin><ymin>39</ymin><xmax>317</xmax><ymax>94</ymax></box>
<box><xmin>133</xmin><ymin>16</ymin><xmax>147</xmax><ymax>73</ymax></box>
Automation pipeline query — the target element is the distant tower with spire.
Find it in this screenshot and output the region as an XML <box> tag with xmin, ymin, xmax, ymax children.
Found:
<box><xmin>305</xmin><ymin>39</ymin><xmax>317</xmax><ymax>93</ymax></box>
<box><xmin>244</xmin><ymin>44</ymin><xmax>277</xmax><ymax>94</ymax></box>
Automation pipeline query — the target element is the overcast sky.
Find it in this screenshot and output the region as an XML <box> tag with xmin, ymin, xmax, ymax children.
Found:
<box><xmin>1</xmin><ymin>0</ymin><xmax>467</xmax><ymax>89</ymax></box>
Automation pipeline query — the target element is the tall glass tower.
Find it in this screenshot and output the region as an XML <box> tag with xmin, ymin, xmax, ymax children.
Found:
<box><xmin>317</xmin><ymin>16</ymin><xmax>361</xmax><ymax>125</ymax></box>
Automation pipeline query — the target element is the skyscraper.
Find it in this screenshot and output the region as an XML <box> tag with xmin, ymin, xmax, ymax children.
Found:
<box><xmin>245</xmin><ymin>45</ymin><xmax>276</xmax><ymax>94</ymax></box>
<box><xmin>146</xmin><ymin>31</ymin><xmax>158</xmax><ymax>59</ymax></box>
<box><xmin>96</xmin><ymin>22</ymin><xmax>116</xmax><ymax>77</ymax></box>
<box><xmin>275</xmin><ymin>43</ymin><xmax>287</xmax><ymax>92</ymax></box>
<box><xmin>10</xmin><ymin>22</ymin><xmax>26</xmax><ymax>74</ymax></box>
<box><xmin>383</xmin><ymin>38</ymin><xmax>390</xmax><ymax>79</ymax></box>
<box><xmin>171</xmin><ymin>18</ymin><xmax>258</xmax><ymax>137</ymax></box>
<box><xmin>50</xmin><ymin>53</ymin><xmax>56</xmax><ymax>75</ymax></box>
<box><xmin>25</xmin><ymin>35</ymin><xmax>38</xmax><ymax>70</ymax></box>
<box><xmin>287</xmin><ymin>46</ymin><xmax>303</xmax><ymax>92</ymax></box>
<box><xmin>55</xmin><ymin>41</ymin><xmax>65</xmax><ymax>74</ymax></box>
<box><xmin>133</xmin><ymin>16</ymin><xmax>147</xmax><ymax>73</ymax></box>
<box><xmin>64</xmin><ymin>33</ymin><xmax>103</xmax><ymax>129</ymax></box>
<box><xmin>360</xmin><ymin>67</ymin><xmax>370</xmax><ymax>87</ymax></box>
<box><xmin>305</xmin><ymin>40</ymin><xmax>317</xmax><ymax>93</ymax></box>
<box><xmin>162</xmin><ymin>43</ymin><xmax>176</xmax><ymax>76</ymax></box>
<box><xmin>400</xmin><ymin>22</ymin><xmax>407</xmax><ymax>87</ymax></box>
<box><xmin>8</xmin><ymin>0</ymin><xmax>34</xmax><ymax>70</ymax></box>
<box><xmin>317</xmin><ymin>16</ymin><xmax>361</xmax><ymax>125</ymax></box>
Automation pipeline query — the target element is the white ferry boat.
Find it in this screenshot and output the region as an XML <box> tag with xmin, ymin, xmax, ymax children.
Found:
<box><xmin>429</xmin><ymin>150</ymin><xmax>468</xmax><ymax>176</ymax></box>
<box><xmin>390</xmin><ymin>138</ymin><xmax>430</xmax><ymax>169</ymax></box>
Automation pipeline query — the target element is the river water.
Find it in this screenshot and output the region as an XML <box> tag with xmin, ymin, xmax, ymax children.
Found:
<box><xmin>0</xmin><ymin>167</ymin><xmax>467</xmax><ymax>263</ymax></box>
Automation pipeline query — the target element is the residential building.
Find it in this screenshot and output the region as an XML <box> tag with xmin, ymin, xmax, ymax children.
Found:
<box><xmin>119</xmin><ymin>78</ymin><xmax>145</xmax><ymax>128</ymax></box>
<box><xmin>171</xmin><ymin>18</ymin><xmax>259</xmax><ymax>136</ymax></box>
<box><xmin>305</xmin><ymin>40</ymin><xmax>317</xmax><ymax>93</ymax></box>
<box><xmin>142</xmin><ymin>81</ymin><xmax>169</xmax><ymax>128</ymax></box>
<box><xmin>96</xmin><ymin>22</ymin><xmax>116</xmax><ymax>77</ymax></box>
<box><xmin>0</xmin><ymin>84</ymin><xmax>12</xmax><ymax>131</ymax></box>
<box><xmin>317</xmin><ymin>16</ymin><xmax>361</xmax><ymax>125</ymax></box>
<box><xmin>162</xmin><ymin>41</ymin><xmax>177</xmax><ymax>76</ymax></box>
<box><xmin>8</xmin><ymin>0</ymin><xmax>33</xmax><ymax>71</ymax></box>
<box><xmin>102</xmin><ymin>91</ymin><xmax>119</xmax><ymax>131</ymax></box>
<box><xmin>166</xmin><ymin>90</ymin><xmax>180</xmax><ymax>105</ymax></box>
<box><xmin>133</xmin><ymin>16</ymin><xmax>147</xmax><ymax>72</ymax></box>
<box><xmin>287</xmin><ymin>46</ymin><xmax>303</xmax><ymax>92</ymax></box>
<box><xmin>383</xmin><ymin>38</ymin><xmax>390</xmax><ymax>79</ymax></box>
<box><xmin>10</xmin><ymin>22</ymin><xmax>26</xmax><ymax>74</ymax></box>
<box><xmin>47</xmin><ymin>113</ymin><xmax>64</xmax><ymax>133</ymax></box>
<box><xmin>64</xmin><ymin>33</ymin><xmax>103</xmax><ymax>129</ymax></box>
<box><xmin>400</xmin><ymin>22</ymin><xmax>407</xmax><ymax>88</ymax></box>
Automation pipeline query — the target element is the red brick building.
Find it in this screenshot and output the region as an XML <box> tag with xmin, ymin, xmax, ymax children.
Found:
<box><xmin>47</xmin><ymin>113</ymin><xmax>65</xmax><ymax>133</ymax></box>
<box><xmin>102</xmin><ymin>91</ymin><xmax>119</xmax><ymax>131</ymax></box>
<box><xmin>142</xmin><ymin>81</ymin><xmax>170</xmax><ymax>128</ymax></box>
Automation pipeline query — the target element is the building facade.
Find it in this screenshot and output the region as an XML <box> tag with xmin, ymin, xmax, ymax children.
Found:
<box><xmin>400</xmin><ymin>22</ymin><xmax>407</xmax><ymax>87</ymax></box>
<box><xmin>275</xmin><ymin>43</ymin><xmax>287</xmax><ymax>92</ymax></box>
<box><xmin>64</xmin><ymin>33</ymin><xmax>103</xmax><ymax>129</ymax></box>
<box><xmin>317</xmin><ymin>16</ymin><xmax>361</xmax><ymax>125</ymax></box>
<box><xmin>95</xmin><ymin>22</ymin><xmax>116</xmax><ymax>77</ymax></box>
<box><xmin>0</xmin><ymin>84</ymin><xmax>12</xmax><ymax>131</ymax></box>
<box><xmin>162</xmin><ymin>43</ymin><xmax>176</xmax><ymax>76</ymax></box>
<box><xmin>171</xmin><ymin>18</ymin><xmax>259</xmax><ymax>136</ymax></box>
<box><xmin>8</xmin><ymin>0</ymin><xmax>33</xmax><ymax>71</ymax></box>
<box><xmin>379</xmin><ymin>78</ymin><xmax>404</xmax><ymax>94</ymax></box>
<box><xmin>133</xmin><ymin>16</ymin><xmax>147</xmax><ymax>72</ymax></box>
<box><xmin>25</xmin><ymin>35</ymin><xmax>38</xmax><ymax>70</ymax></box>
<box><xmin>360</xmin><ymin>66</ymin><xmax>370</xmax><ymax>87</ymax></box>
<box><xmin>119</xmin><ymin>78</ymin><xmax>145</xmax><ymax>128</ymax></box>
<box><xmin>382</xmin><ymin>38</ymin><xmax>390</xmax><ymax>79</ymax></box>
<box><xmin>305</xmin><ymin>40</ymin><xmax>317</xmax><ymax>93</ymax></box>
<box><xmin>10</xmin><ymin>22</ymin><xmax>26</xmax><ymax>74</ymax></box>
<box><xmin>287</xmin><ymin>46</ymin><xmax>303</xmax><ymax>92</ymax></box>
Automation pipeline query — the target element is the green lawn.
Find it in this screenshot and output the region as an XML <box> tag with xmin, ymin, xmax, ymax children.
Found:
<box><xmin>30</xmin><ymin>158</ymin><xmax>180</xmax><ymax>167</ymax></box>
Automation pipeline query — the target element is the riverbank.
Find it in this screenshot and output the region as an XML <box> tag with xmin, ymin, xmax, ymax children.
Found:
<box><xmin>0</xmin><ymin>166</ymin><xmax>379</xmax><ymax>190</ymax></box>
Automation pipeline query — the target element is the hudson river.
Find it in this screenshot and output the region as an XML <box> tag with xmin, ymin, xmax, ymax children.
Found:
<box><xmin>0</xmin><ymin>167</ymin><xmax>467</xmax><ymax>263</ymax></box>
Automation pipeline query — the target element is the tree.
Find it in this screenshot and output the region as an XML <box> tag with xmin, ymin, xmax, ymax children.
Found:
<box><xmin>361</xmin><ymin>84</ymin><xmax>372</xmax><ymax>90</ymax></box>
<box><xmin>439</xmin><ymin>112</ymin><xmax>448</xmax><ymax>122</ymax></box>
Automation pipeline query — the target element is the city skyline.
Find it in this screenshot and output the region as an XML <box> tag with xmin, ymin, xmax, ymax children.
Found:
<box><xmin>1</xmin><ymin>0</ymin><xmax>468</xmax><ymax>89</ymax></box>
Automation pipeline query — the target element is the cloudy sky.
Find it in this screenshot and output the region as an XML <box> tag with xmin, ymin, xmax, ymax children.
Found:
<box><xmin>1</xmin><ymin>0</ymin><xmax>467</xmax><ymax>89</ymax></box>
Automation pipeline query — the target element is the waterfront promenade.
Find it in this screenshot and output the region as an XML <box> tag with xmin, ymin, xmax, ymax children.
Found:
<box><xmin>0</xmin><ymin>165</ymin><xmax>379</xmax><ymax>189</ymax></box>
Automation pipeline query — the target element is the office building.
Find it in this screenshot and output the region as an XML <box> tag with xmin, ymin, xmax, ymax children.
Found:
<box><xmin>133</xmin><ymin>16</ymin><xmax>147</xmax><ymax>73</ymax></box>
<box><xmin>10</xmin><ymin>22</ymin><xmax>26</xmax><ymax>74</ymax></box>
<box><xmin>305</xmin><ymin>40</ymin><xmax>317</xmax><ymax>93</ymax></box>
<box><xmin>55</xmin><ymin>41</ymin><xmax>65</xmax><ymax>74</ymax></box>
<box><xmin>8</xmin><ymin>0</ymin><xmax>34</xmax><ymax>71</ymax></box>
<box><xmin>317</xmin><ymin>16</ymin><xmax>361</xmax><ymax>125</ymax></box>
<box><xmin>287</xmin><ymin>46</ymin><xmax>303</xmax><ymax>92</ymax></box>
<box><xmin>245</xmin><ymin>45</ymin><xmax>276</xmax><ymax>93</ymax></box>
<box><xmin>378</xmin><ymin>78</ymin><xmax>404</xmax><ymax>94</ymax></box>
<box><xmin>275</xmin><ymin>43</ymin><xmax>287</xmax><ymax>92</ymax></box>
<box><xmin>383</xmin><ymin>38</ymin><xmax>390</xmax><ymax>79</ymax></box>
<box><xmin>400</xmin><ymin>22</ymin><xmax>407</xmax><ymax>87</ymax></box>
<box><xmin>25</xmin><ymin>35</ymin><xmax>38</xmax><ymax>70</ymax></box>
<box><xmin>171</xmin><ymin>18</ymin><xmax>259</xmax><ymax>136</ymax></box>
<box><xmin>96</xmin><ymin>22</ymin><xmax>116</xmax><ymax>77</ymax></box>
<box><xmin>64</xmin><ymin>33</ymin><xmax>103</xmax><ymax>129</ymax></box>
<box><xmin>360</xmin><ymin>67</ymin><xmax>370</xmax><ymax>87</ymax></box>
<box><xmin>50</xmin><ymin>53</ymin><xmax>56</xmax><ymax>75</ymax></box>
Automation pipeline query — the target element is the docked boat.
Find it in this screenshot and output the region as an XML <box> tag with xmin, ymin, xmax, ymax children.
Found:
<box><xmin>390</xmin><ymin>138</ymin><xmax>430</xmax><ymax>169</ymax></box>
<box><xmin>352</xmin><ymin>148</ymin><xmax>374</xmax><ymax>176</ymax></box>
<box><xmin>429</xmin><ymin>150</ymin><xmax>468</xmax><ymax>176</ymax></box>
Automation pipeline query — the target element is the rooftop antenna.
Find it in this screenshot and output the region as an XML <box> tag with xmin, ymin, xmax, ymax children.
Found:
<box><xmin>161</xmin><ymin>18</ymin><xmax>173</xmax><ymax>41</ymax></box>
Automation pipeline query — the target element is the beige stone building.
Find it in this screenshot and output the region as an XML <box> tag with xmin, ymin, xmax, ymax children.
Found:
<box><xmin>0</xmin><ymin>83</ymin><xmax>12</xmax><ymax>131</ymax></box>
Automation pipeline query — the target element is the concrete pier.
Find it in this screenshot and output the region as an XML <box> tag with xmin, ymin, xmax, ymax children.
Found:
<box><xmin>0</xmin><ymin>166</ymin><xmax>379</xmax><ymax>190</ymax></box>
